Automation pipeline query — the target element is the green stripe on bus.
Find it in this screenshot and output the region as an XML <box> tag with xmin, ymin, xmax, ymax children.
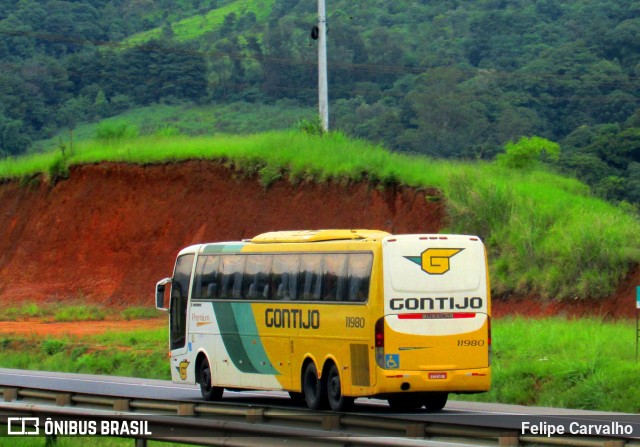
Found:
<box><xmin>202</xmin><ymin>243</ymin><xmax>246</xmax><ymax>254</ymax></box>
<box><xmin>211</xmin><ymin>302</ymin><xmax>278</xmax><ymax>375</ymax></box>
<box><xmin>230</xmin><ymin>302</ymin><xmax>279</xmax><ymax>375</ymax></box>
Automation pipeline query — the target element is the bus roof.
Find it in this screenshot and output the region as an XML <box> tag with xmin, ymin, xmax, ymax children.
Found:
<box><xmin>250</xmin><ymin>229</ymin><xmax>390</xmax><ymax>243</ymax></box>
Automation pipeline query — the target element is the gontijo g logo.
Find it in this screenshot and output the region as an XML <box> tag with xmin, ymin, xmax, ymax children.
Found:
<box><xmin>404</xmin><ymin>248</ymin><xmax>463</xmax><ymax>275</ymax></box>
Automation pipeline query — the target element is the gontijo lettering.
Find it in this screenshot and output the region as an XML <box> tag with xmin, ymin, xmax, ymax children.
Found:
<box><xmin>265</xmin><ymin>308</ymin><xmax>320</xmax><ymax>329</ymax></box>
<box><xmin>390</xmin><ymin>296</ymin><xmax>483</xmax><ymax>311</ymax></box>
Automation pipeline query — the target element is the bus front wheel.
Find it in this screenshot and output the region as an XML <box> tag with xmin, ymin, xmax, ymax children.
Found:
<box><xmin>302</xmin><ymin>362</ymin><xmax>327</xmax><ymax>410</ymax></box>
<box><xmin>199</xmin><ymin>359</ymin><xmax>223</xmax><ymax>401</ymax></box>
<box><xmin>327</xmin><ymin>364</ymin><xmax>354</xmax><ymax>412</ymax></box>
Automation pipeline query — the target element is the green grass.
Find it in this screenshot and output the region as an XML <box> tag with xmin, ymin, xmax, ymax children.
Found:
<box><xmin>53</xmin><ymin>305</ymin><xmax>107</xmax><ymax>322</ymax></box>
<box><xmin>3</xmin><ymin>303</ymin><xmax>45</xmax><ymax>320</ymax></box>
<box><xmin>2</xmin><ymin>129</ymin><xmax>638</xmax><ymax>300</ymax></box>
<box><xmin>0</xmin><ymin>318</ymin><xmax>638</xmax><ymax>412</ymax></box>
<box><xmin>1</xmin><ymin>303</ymin><xmax>163</xmax><ymax>322</ymax></box>
<box><xmin>459</xmin><ymin>317</ymin><xmax>640</xmax><ymax>412</ymax></box>
<box><xmin>30</xmin><ymin>102</ymin><xmax>316</xmax><ymax>154</ymax></box>
<box><xmin>121</xmin><ymin>307</ymin><xmax>161</xmax><ymax>321</ymax></box>
<box><xmin>0</xmin><ymin>328</ymin><xmax>168</xmax><ymax>379</ymax></box>
<box><xmin>0</xmin><ymin>432</ymin><xmax>184</xmax><ymax>446</ymax></box>
<box><xmin>123</xmin><ymin>0</ymin><xmax>276</xmax><ymax>44</ymax></box>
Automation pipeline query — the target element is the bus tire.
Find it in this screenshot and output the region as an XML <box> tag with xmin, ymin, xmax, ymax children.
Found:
<box><xmin>387</xmin><ymin>395</ymin><xmax>423</xmax><ymax>411</ymax></box>
<box><xmin>303</xmin><ymin>362</ymin><xmax>328</xmax><ymax>410</ymax></box>
<box><xmin>424</xmin><ymin>392</ymin><xmax>448</xmax><ymax>411</ymax></box>
<box><xmin>327</xmin><ymin>364</ymin><xmax>354</xmax><ymax>412</ymax></box>
<box><xmin>199</xmin><ymin>359</ymin><xmax>223</xmax><ymax>401</ymax></box>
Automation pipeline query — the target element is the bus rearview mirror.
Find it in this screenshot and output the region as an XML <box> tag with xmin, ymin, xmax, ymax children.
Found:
<box><xmin>155</xmin><ymin>277</ymin><xmax>172</xmax><ymax>311</ymax></box>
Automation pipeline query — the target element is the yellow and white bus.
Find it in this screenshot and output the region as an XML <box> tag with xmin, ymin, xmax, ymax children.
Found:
<box><xmin>155</xmin><ymin>229</ymin><xmax>491</xmax><ymax>412</ymax></box>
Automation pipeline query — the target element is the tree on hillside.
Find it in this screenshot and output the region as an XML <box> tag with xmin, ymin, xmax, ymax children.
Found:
<box><xmin>401</xmin><ymin>67</ymin><xmax>491</xmax><ymax>158</ymax></box>
<box><xmin>497</xmin><ymin>136</ymin><xmax>560</xmax><ymax>169</ymax></box>
<box><xmin>0</xmin><ymin>114</ymin><xmax>30</xmax><ymax>156</ymax></box>
<box><xmin>117</xmin><ymin>40</ymin><xmax>207</xmax><ymax>105</ymax></box>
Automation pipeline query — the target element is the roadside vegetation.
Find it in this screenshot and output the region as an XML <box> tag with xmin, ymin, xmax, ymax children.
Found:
<box><xmin>460</xmin><ymin>317</ymin><xmax>640</xmax><ymax>413</ymax></box>
<box><xmin>2</xmin><ymin>303</ymin><xmax>160</xmax><ymax>322</ymax></box>
<box><xmin>1</xmin><ymin>130</ymin><xmax>638</xmax><ymax>301</ymax></box>
<box><xmin>0</xmin><ymin>328</ymin><xmax>167</xmax><ymax>379</ymax></box>
<box><xmin>0</xmin><ymin>318</ymin><xmax>637</xmax><ymax>413</ymax></box>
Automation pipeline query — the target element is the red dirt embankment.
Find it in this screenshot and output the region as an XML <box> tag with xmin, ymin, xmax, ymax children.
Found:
<box><xmin>0</xmin><ymin>160</ymin><xmax>636</xmax><ymax>320</ymax></box>
<box><xmin>0</xmin><ymin>161</ymin><xmax>444</xmax><ymax>307</ymax></box>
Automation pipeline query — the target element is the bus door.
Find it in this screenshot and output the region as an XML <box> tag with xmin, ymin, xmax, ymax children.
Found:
<box><xmin>169</xmin><ymin>254</ymin><xmax>195</xmax><ymax>382</ymax></box>
<box><xmin>381</xmin><ymin>235</ymin><xmax>490</xmax><ymax>372</ymax></box>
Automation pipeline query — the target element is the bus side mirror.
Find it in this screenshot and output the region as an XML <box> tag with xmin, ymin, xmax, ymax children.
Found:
<box><xmin>156</xmin><ymin>277</ymin><xmax>172</xmax><ymax>311</ymax></box>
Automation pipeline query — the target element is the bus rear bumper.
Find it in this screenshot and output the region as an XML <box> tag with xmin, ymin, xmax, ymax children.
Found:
<box><xmin>373</xmin><ymin>367</ymin><xmax>491</xmax><ymax>395</ymax></box>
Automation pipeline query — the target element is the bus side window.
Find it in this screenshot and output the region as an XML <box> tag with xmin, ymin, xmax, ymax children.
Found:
<box><xmin>299</xmin><ymin>254</ymin><xmax>323</xmax><ymax>301</ymax></box>
<box><xmin>348</xmin><ymin>253</ymin><xmax>373</xmax><ymax>302</ymax></box>
<box><xmin>322</xmin><ymin>254</ymin><xmax>348</xmax><ymax>301</ymax></box>
<box><xmin>192</xmin><ymin>255</ymin><xmax>221</xmax><ymax>300</ymax></box>
<box><xmin>243</xmin><ymin>255</ymin><xmax>272</xmax><ymax>300</ymax></box>
<box><xmin>220</xmin><ymin>255</ymin><xmax>245</xmax><ymax>300</ymax></box>
<box><xmin>270</xmin><ymin>254</ymin><xmax>299</xmax><ymax>300</ymax></box>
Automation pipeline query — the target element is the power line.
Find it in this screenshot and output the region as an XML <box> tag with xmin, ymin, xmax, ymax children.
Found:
<box><xmin>2</xmin><ymin>27</ymin><xmax>640</xmax><ymax>85</ymax></box>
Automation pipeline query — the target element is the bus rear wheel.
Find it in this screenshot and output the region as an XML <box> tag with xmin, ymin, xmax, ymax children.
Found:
<box><xmin>387</xmin><ymin>395</ymin><xmax>424</xmax><ymax>411</ymax></box>
<box><xmin>424</xmin><ymin>392</ymin><xmax>448</xmax><ymax>411</ymax></box>
<box><xmin>199</xmin><ymin>359</ymin><xmax>223</xmax><ymax>401</ymax></box>
<box><xmin>303</xmin><ymin>362</ymin><xmax>328</xmax><ymax>410</ymax></box>
<box><xmin>327</xmin><ymin>364</ymin><xmax>354</xmax><ymax>412</ymax></box>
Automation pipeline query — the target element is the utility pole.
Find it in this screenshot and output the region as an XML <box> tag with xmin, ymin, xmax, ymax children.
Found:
<box><xmin>317</xmin><ymin>0</ymin><xmax>329</xmax><ymax>132</ymax></box>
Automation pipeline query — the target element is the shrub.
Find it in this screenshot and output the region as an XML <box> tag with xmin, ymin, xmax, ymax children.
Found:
<box><xmin>96</xmin><ymin>121</ymin><xmax>140</xmax><ymax>141</ymax></box>
<box><xmin>41</xmin><ymin>339</ymin><xmax>66</xmax><ymax>356</ymax></box>
<box><xmin>497</xmin><ymin>136</ymin><xmax>560</xmax><ymax>169</ymax></box>
<box><xmin>296</xmin><ymin>117</ymin><xmax>325</xmax><ymax>136</ymax></box>
<box><xmin>48</xmin><ymin>154</ymin><xmax>69</xmax><ymax>183</ymax></box>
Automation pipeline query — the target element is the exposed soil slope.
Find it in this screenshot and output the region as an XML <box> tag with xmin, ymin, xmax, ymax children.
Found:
<box><xmin>0</xmin><ymin>161</ymin><xmax>444</xmax><ymax>307</ymax></box>
<box><xmin>0</xmin><ymin>161</ymin><xmax>636</xmax><ymax>319</ymax></box>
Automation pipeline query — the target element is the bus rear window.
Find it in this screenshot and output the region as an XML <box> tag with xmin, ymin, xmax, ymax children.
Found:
<box><xmin>348</xmin><ymin>253</ymin><xmax>373</xmax><ymax>302</ymax></box>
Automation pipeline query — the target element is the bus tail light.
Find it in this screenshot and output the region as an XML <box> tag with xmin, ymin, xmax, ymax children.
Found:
<box><xmin>375</xmin><ymin>318</ymin><xmax>385</xmax><ymax>368</ymax></box>
<box><xmin>375</xmin><ymin>318</ymin><xmax>384</xmax><ymax>347</ymax></box>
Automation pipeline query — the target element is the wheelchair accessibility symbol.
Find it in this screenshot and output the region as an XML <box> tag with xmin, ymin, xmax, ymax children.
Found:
<box><xmin>385</xmin><ymin>354</ymin><xmax>400</xmax><ymax>369</ymax></box>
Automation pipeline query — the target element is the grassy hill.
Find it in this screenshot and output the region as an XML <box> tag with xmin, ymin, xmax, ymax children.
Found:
<box><xmin>29</xmin><ymin>102</ymin><xmax>316</xmax><ymax>154</ymax></box>
<box><xmin>123</xmin><ymin>0</ymin><xmax>276</xmax><ymax>45</ymax></box>
<box><xmin>3</xmin><ymin>129</ymin><xmax>639</xmax><ymax>301</ymax></box>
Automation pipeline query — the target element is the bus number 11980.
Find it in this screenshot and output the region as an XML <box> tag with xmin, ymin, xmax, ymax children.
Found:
<box><xmin>346</xmin><ymin>316</ymin><xmax>365</xmax><ymax>328</ymax></box>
